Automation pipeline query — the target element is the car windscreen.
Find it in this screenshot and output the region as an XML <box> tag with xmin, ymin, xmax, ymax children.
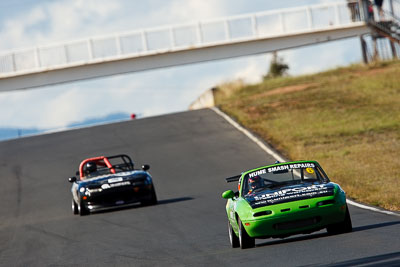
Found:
<box><xmin>83</xmin><ymin>163</ymin><xmax>112</xmax><ymax>179</ymax></box>
<box><xmin>107</xmin><ymin>157</ymin><xmax>134</xmax><ymax>173</ymax></box>
<box><xmin>242</xmin><ymin>163</ymin><xmax>328</xmax><ymax>196</ymax></box>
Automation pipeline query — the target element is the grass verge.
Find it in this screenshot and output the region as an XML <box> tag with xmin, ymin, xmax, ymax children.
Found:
<box><xmin>214</xmin><ymin>60</ymin><xmax>400</xmax><ymax>211</ymax></box>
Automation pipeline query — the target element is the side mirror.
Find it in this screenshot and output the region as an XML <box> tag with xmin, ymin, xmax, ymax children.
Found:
<box><xmin>222</xmin><ymin>190</ymin><xmax>235</xmax><ymax>199</ymax></box>
<box><xmin>75</xmin><ymin>171</ymin><xmax>80</xmax><ymax>176</ymax></box>
<box><xmin>142</xmin><ymin>164</ymin><xmax>150</xmax><ymax>171</ymax></box>
<box><xmin>68</xmin><ymin>176</ymin><xmax>77</xmax><ymax>183</ymax></box>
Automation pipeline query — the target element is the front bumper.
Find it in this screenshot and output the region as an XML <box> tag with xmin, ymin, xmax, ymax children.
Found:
<box><xmin>82</xmin><ymin>184</ymin><xmax>154</xmax><ymax>211</ymax></box>
<box><xmin>242</xmin><ymin>199</ymin><xmax>347</xmax><ymax>238</ymax></box>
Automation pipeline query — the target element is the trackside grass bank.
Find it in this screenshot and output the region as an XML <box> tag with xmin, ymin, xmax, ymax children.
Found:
<box><xmin>214</xmin><ymin>60</ymin><xmax>400</xmax><ymax>211</ymax></box>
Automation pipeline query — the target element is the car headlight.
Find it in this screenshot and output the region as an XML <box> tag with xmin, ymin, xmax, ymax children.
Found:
<box><xmin>79</xmin><ymin>187</ymin><xmax>90</xmax><ymax>196</ymax></box>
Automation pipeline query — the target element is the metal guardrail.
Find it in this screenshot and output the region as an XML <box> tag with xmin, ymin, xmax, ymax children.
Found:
<box><xmin>0</xmin><ymin>1</ymin><xmax>363</xmax><ymax>77</ymax></box>
<box><xmin>370</xmin><ymin>0</ymin><xmax>400</xmax><ymax>22</ymax></box>
<box><xmin>366</xmin><ymin>0</ymin><xmax>400</xmax><ymax>41</ymax></box>
<box><xmin>389</xmin><ymin>0</ymin><xmax>400</xmax><ymax>19</ymax></box>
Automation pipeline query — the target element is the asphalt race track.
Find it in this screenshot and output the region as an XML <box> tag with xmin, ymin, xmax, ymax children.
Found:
<box><xmin>0</xmin><ymin>108</ymin><xmax>399</xmax><ymax>266</ymax></box>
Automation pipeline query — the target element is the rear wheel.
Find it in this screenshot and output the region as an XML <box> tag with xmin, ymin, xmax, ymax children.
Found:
<box><xmin>327</xmin><ymin>204</ymin><xmax>352</xmax><ymax>234</ymax></box>
<box><xmin>238</xmin><ymin>218</ymin><xmax>255</xmax><ymax>249</ymax></box>
<box><xmin>228</xmin><ymin>221</ymin><xmax>240</xmax><ymax>248</ymax></box>
<box><xmin>71</xmin><ymin>199</ymin><xmax>79</xmax><ymax>215</ymax></box>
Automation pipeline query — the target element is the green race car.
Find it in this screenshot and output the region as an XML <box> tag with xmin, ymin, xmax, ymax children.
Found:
<box><xmin>222</xmin><ymin>160</ymin><xmax>352</xmax><ymax>249</ymax></box>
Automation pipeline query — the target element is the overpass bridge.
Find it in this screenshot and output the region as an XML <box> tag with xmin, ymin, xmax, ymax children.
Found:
<box><xmin>0</xmin><ymin>1</ymin><xmax>372</xmax><ymax>92</ymax></box>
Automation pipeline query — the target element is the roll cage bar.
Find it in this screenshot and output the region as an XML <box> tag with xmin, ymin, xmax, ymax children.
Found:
<box><xmin>78</xmin><ymin>154</ymin><xmax>134</xmax><ymax>180</ymax></box>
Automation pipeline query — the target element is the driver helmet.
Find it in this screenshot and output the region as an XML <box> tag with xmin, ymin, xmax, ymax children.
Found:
<box><xmin>85</xmin><ymin>161</ymin><xmax>97</xmax><ymax>175</ymax></box>
<box><xmin>248</xmin><ymin>175</ymin><xmax>262</xmax><ymax>192</ymax></box>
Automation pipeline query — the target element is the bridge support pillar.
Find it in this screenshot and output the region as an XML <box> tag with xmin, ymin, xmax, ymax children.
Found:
<box><xmin>360</xmin><ymin>35</ymin><xmax>369</xmax><ymax>64</ymax></box>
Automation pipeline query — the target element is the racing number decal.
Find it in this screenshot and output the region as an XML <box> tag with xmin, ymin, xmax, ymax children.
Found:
<box><xmin>306</xmin><ymin>168</ymin><xmax>314</xmax><ymax>174</ymax></box>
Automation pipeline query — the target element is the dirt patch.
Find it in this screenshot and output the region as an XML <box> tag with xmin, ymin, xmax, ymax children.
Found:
<box><xmin>251</xmin><ymin>83</ymin><xmax>319</xmax><ymax>100</ymax></box>
<box><xmin>352</xmin><ymin>67</ymin><xmax>393</xmax><ymax>77</ymax></box>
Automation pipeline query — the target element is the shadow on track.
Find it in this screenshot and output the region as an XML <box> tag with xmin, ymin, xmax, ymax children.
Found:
<box><xmin>256</xmin><ymin>220</ymin><xmax>400</xmax><ymax>248</ymax></box>
<box><xmin>157</xmin><ymin>197</ymin><xmax>194</xmax><ymax>205</ymax></box>
<box><xmin>352</xmin><ymin>221</ymin><xmax>400</xmax><ymax>232</ymax></box>
<box><xmin>301</xmin><ymin>251</ymin><xmax>400</xmax><ymax>267</ymax></box>
<box><xmin>91</xmin><ymin>196</ymin><xmax>194</xmax><ymax>215</ymax></box>
<box><xmin>255</xmin><ymin>232</ymin><xmax>330</xmax><ymax>248</ymax></box>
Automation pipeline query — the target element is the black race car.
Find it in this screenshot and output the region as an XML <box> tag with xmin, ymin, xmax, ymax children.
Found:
<box><xmin>68</xmin><ymin>154</ymin><xmax>157</xmax><ymax>216</ymax></box>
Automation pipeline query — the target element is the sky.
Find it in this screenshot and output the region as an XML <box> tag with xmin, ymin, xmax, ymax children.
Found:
<box><xmin>0</xmin><ymin>0</ymin><xmax>365</xmax><ymax>130</ymax></box>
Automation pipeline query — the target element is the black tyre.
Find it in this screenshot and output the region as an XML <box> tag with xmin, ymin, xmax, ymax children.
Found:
<box><xmin>150</xmin><ymin>187</ymin><xmax>158</xmax><ymax>205</ymax></box>
<box><xmin>228</xmin><ymin>221</ymin><xmax>240</xmax><ymax>248</ymax></box>
<box><xmin>78</xmin><ymin>201</ymin><xmax>89</xmax><ymax>216</ymax></box>
<box><xmin>238</xmin><ymin>218</ymin><xmax>255</xmax><ymax>249</ymax></box>
<box><xmin>142</xmin><ymin>186</ymin><xmax>158</xmax><ymax>206</ymax></box>
<box><xmin>72</xmin><ymin>199</ymin><xmax>79</xmax><ymax>215</ymax></box>
<box><xmin>327</xmin><ymin>204</ymin><xmax>352</xmax><ymax>234</ymax></box>
<box><xmin>343</xmin><ymin>205</ymin><xmax>353</xmax><ymax>232</ymax></box>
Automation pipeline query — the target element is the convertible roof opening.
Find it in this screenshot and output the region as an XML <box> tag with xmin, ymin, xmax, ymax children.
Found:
<box><xmin>78</xmin><ymin>154</ymin><xmax>134</xmax><ymax>180</ymax></box>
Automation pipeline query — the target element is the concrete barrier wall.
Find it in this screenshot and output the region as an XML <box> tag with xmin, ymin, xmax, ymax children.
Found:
<box><xmin>189</xmin><ymin>88</ymin><xmax>216</xmax><ymax>110</ymax></box>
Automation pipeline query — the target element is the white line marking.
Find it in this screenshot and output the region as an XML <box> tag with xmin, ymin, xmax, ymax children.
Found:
<box><xmin>211</xmin><ymin>107</ymin><xmax>399</xmax><ymax>217</ymax></box>
<box><xmin>211</xmin><ymin>107</ymin><xmax>286</xmax><ymax>163</ymax></box>
<box><xmin>346</xmin><ymin>199</ymin><xmax>399</xmax><ymax>216</ymax></box>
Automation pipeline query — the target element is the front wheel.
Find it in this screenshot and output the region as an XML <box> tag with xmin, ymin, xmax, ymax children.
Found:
<box><xmin>142</xmin><ymin>187</ymin><xmax>158</xmax><ymax>206</ymax></box>
<box><xmin>72</xmin><ymin>199</ymin><xmax>79</xmax><ymax>215</ymax></box>
<box><xmin>149</xmin><ymin>187</ymin><xmax>158</xmax><ymax>205</ymax></box>
<box><xmin>228</xmin><ymin>221</ymin><xmax>240</xmax><ymax>248</ymax></box>
<box><xmin>78</xmin><ymin>201</ymin><xmax>89</xmax><ymax>216</ymax></box>
<box><xmin>327</xmin><ymin>204</ymin><xmax>352</xmax><ymax>234</ymax></box>
<box><xmin>238</xmin><ymin>218</ymin><xmax>255</xmax><ymax>249</ymax></box>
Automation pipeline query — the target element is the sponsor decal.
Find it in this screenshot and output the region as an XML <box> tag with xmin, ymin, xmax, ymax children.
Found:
<box><xmin>249</xmin><ymin>169</ymin><xmax>266</xmax><ymax>178</ymax></box>
<box><xmin>267</xmin><ymin>163</ymin><xmax>315</xmax><ymax>173</ymax></box>
<box><xmin>248</xmin><ymin>163</ymin><xmax>316</xmax><ymax>177</ymax></box>
<box><xmin>108</xmin><ymin>177</ymin><xmax>123</xmax><ymax>183</ymax></box>
<box><xmin>88</xmin><ymin>188</ymin><xmax>102</xmax><ymax>193</ymax></box>
<box><xmin>306</xmin><ymin>167</ymin><xmax>314</xmax><ymax>174</ymax></box>
<box><xmin>250</xmin><ymin>184</ymin><xmax>334</xmax><ymax>208</ymax></box>
<box><xmin>101</xmin><ymin>184</ymin><xmax>110</xmax><ymax>189</ymax></box>
<box><xmin>101</xmin><ymin>181</ymin><xmax>131</xmax><ymax>189</ymax></box>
